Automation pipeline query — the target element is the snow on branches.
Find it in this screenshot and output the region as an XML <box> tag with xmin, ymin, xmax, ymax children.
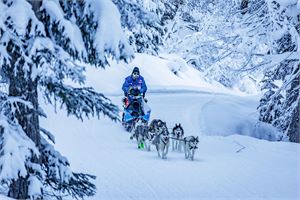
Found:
<box><xmin>0</xmin><ymin>93</ymin><xmax>42</xmax><ymax>197</ymax></box>
<box><xmin>112</xmin><ymin>0</ymin><xmax>164</xmax><ymax>55</ymax></box>
<box><xmin>256</xmin><ymin>0</ymin><xmax>300</xmax><ymax>142</ymax></box>
<box><xmin>42</xmin><ymin>79</ymin><xmax>119</xmax><ymax>121</ymax></box>
<box><xmin>0</xmin><ymin>0</ymin><xmax>132</xmax><ymax>199</ymax></box>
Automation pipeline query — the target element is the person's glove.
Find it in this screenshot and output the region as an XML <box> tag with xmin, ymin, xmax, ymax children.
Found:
<box><xmin>128</xmin><ymin>87</ymin><xmax>133</xmax><ymax>94</ymax></box>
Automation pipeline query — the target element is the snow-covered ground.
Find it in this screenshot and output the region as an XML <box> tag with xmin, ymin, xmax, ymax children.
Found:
<box><xmin>38</xmin><ymin>54</ymin><xmax>300</xmax><ymax>200</ymax></box>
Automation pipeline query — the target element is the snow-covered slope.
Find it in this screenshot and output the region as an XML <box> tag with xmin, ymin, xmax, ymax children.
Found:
<box><xmin>39</xmin><ymin>54</ymin><xmax>300</xmax><ymax>200</ymax></box>
<box><xmin>41</xmin><ymin>92</ymin><xmax>300</xmax><ymax>200</ymax></box>
<box><xmin>81</xmin><ymin>53</ymin><xmax>246</xmax><ymax>96</ymax></box>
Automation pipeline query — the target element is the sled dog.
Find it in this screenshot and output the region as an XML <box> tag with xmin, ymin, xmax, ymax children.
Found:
<box><xmin>132</xmin><ymin>118</ymin><xmax>148</xmax><ymax>149</ymax></box>
<box><xmin>171</xmin><ymin>123</ymin><xmax>184</xmax><ymax>151</ymax></box>
<box><xmin>152</xmin><ymin>121</ymin><xmax>170</xmax><ymax>159</ymax></box>
<box><xmin>144</xmin><ymin>128</ymin><xmax>156</xmax><ymax>151</ymax></box>
<box><xmin>149</xmin><ymin>119</ymin><xmax>163</xmax><ymax>133</ymax></box>
<box><xmin>183</xmin><ymin>136</ymin><xmax>199</xmax><ymax>161</ymax></box>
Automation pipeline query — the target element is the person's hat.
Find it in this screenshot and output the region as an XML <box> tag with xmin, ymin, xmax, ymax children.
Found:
<box><xmin>132</xmin><ymin>67</ymin><xmax>140</xmax><ymax>75</ymax></box>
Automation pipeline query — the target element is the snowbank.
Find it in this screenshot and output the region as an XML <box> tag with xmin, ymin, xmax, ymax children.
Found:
<box><xmin>199</xmin><ymin>94</ymin><xmax>284</xmax><ymax>140</ymax></box>
<box><xmin>82</xmin><ymin>53</ymin><xmax>242</xmax><ymax>96</ymax></box>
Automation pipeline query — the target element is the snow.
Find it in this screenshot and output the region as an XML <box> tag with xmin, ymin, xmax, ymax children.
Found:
<box><xmin>141</xmin><ymin>0</ymin><xmax>158</xmax><ymax>12</ymax></box>
<box><xmin>0</xmin><ymin>1</ymin><xmax>299</xmax><ymax>198</ymax></box>
<box><xmin>40</xmin><ymin>92</ymin><xmax>300</xmax><ymax>200</ymax></box>
<box><xmin>267</xmin><ymin>0</ymin><xmax>299</xmax><ymax>7</ymax></box>
<box><xmin>85</xmin><ymin>0</ymin><xmax>133</xmax><ymax>61</ymax></box>
<box><xmin>81</xmin><ymin>53</ymin><xmax>240</xmax><ymax>96</ymax></box>
<box><xmin>28</xmin><ymin>175</ymin><xmax>42</xmax><ymax>199</ymax></box>
<box><xmin>0</xmin><ymin>3</ymin><xmax>5</xmax><ymax>28</ymax></box>
<box><xmin>4</xmin><ymin>0</ymin><xmax>45</xmax><ymax>36</ymax></box>
<box><xmin>200</xmin><ymin>94</ymin><xmax>283</xmax><ymax>140</ymax></box>
<box><xmin>38</xmin><ymin>53</ymin><xmax>300</xmax><ymax>200</ymax></box>
<box><xmin>0</xmin><ymin>118</ymin><xmax>39</xmax><ymax>181</ymax></box>
<box><xmin>0</xmin><ymin>195</ymin><xmax>13</xmax><ymax>200</ymax></box>
<box><xmin>42</xmin><ymin>0</ymin><xmax>87</xmax><ymax>57</ymax></box>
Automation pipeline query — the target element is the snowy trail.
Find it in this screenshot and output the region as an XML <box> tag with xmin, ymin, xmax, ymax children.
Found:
<box><xmin>41</xmin><ymin>92</ymin><xmax>300</xmax><ymax>200</ymax></box>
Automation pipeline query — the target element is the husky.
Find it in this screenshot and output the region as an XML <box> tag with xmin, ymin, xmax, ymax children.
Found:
<box><xmin>144</xmin><ymin>128</ymin><xmax>156</xmax><ymax>151</ymax></box>
<box><xmin>152</xmin><ymin>121</ymin><xmax>170</xmax><ymax>159</ymax></box>
<box><xmin>132</xmin><ymin>118</ymin><xmax>148</xmax><ymax>149</ymax></box>
<box><xmin>171</xmin><ymin>123</ymin><xmax>184</xmax><ymax>151</ymax></box>
<box><xmin>183</xmin><ymin>136</ymin><xmax>199</xmax><ymax>161</ymax></box>
<box><xmin>130</xmin><ymin>117</ymin><xmax>146</xmax><ymax>140</ymax></box>
<box><xmin>148</xmin><ymin>119</ymin><xmax>163</xmax><ymax>133</ymax></box>
<box><xmin>137</xmin><ymin>119</ymin><xmax>160</xmax><ymax>151</ymax></box>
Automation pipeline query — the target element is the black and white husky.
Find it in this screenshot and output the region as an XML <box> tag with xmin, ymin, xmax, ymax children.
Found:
<box><xmin>171</xmin><ymin>123</ymin><xmax>184</xmax><ymax>151</ymax></box>
<box><xmin>183</xmin><ymin>136</ymin><xmax>199</xmax><ymax>161</ymax></box>
<box><xmin>132</xmin><ymin>118</ymin><xmax>148</xmax><ymax>149</ymax></box>
<box><xmin>152</xmin><ymin>120</ymin><xmax>170</xmax><ymax>159</ymax></box>
<box><xmin>148</xmin><ymin>119</ymin><xmax>162</xmax><ymax>133</ymax></box>
<box><xmin>144</xmin><ymin>119</ymin><xmax>162</xmax><ymax>151</ymax></box>
<box><xmin>144</xmin><ymin>128</ymin><xmax>156</xmax><ymax>151</ymax></box>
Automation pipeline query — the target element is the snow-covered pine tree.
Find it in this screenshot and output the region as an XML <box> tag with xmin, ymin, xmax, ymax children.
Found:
<box><xmin>161</xmin><ymin>0</ymin><xmax>184</xmax><ymax>23</ymax></box>
<box><xmin>250</xmin><ymin>0</ymin><xmax>300</xmax><ymax>142</ymax></box>
<box><xmin>0</xmin><ymin>0</ymin><xmax>133</xmax><ymax>199</ymax></box>
<box><xmin>162</xmin><ymin>0</ymin><xmax>299</xmax><ymax>138</ymax></box>
<box><xmin>112</xmin><ymin>0</ymin><xmax>164</xmax><ymax>54</ymax></box>
<box><xmin>162</xmin><ymin>0</ymin><xmax>260</xmax><ymax>90</ymax></box>
<box><xmin>162</xmin><ymin>0</ymin><xmax>199</xmax><ymax>46</ymax></box>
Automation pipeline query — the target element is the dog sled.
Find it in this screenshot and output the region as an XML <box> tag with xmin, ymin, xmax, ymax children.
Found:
<box><xmin>122</xmin><ymin>87</ymin><xmax>151</xmax><ymax>132</ymax></box>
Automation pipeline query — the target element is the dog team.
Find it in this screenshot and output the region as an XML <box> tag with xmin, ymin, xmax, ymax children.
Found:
<box><xmin>130</xmin><ymin>119</ymin><xmax>199</xmax><ymax>160</ymax></box>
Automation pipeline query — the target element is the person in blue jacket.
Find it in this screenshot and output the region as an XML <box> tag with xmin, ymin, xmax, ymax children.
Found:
<box><xmin>122</xmin><ymin>67</ymin><xmax>151</xmax><ymax>125</ymax></box>
<box><xmin>122</xmin><ymin>67</ymin><xmax>147</xmax><ymax>98</ymax></box>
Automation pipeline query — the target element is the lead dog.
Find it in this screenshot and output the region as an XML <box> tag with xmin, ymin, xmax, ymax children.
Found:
<box><xmin>132</xmin><ymin>118</ymin><xmax>148</xmax><ymax>149</ymax></box>
<box><xmin>183</xmin><ymin>136</ymin><xmax>199</xmax><ymax>161</ymax></box>
<box><xmin>171</xmin><ymin>123</ymin><xmax>184</xmax><ymax>151</ymax></box>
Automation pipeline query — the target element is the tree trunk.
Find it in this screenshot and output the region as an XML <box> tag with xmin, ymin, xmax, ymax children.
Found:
<box><xmin>8</xmin><ymin>1</ymin><xmax>42</xmax><ymax>198</ymax></box>
<box><xmin>241</xmin><ymin>0</ymin><xmax>249</xmax><ymax>15</ymax></box>
<box><xmin>288</xmin><ymin>64</ymin><xmax>300</xmax><ymax>143</ymax></box>
<box><xmin>7</xmin><ymin>47</ymin><xmax>41</xmax><ymax>199</ymax></box>
<box><xmin>8</xmin><ymin>178</ymin><xmax>29</xmax><ymax>199</ymax></box>
<box><xmin>287</xmin><ymin>98</ymin><xmax>300</xmax><ymax>143</ymax></box>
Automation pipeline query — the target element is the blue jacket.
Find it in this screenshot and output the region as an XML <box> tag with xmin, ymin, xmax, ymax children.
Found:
<box><xmin>122</xmin><ymin>75</ymin><xmax>147</xmax><ymax>96</ymax></box>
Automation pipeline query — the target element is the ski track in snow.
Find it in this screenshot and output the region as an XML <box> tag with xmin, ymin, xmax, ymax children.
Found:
<box><xmin>40</xmin><ymin>91</ymin><xmax>300</xmax><ymax>200</ymax></box>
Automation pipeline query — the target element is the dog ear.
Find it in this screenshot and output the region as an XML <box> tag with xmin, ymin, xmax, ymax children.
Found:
<box><xmin>196</xmin><ymin>136</ymin><xmax>199</xmax><ymax>142</ymax></box>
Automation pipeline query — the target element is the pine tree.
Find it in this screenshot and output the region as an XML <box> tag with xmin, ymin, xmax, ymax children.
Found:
<box><xmin>112</xmin><ymin>0</ymin><xmax>164</xmax><ymax>55</ymax></box>
<box><xmin>161</xmin><ymin>0</ymin><xmax>185</xmax><ymax>23</ymax></box>
<box><xmin>163</xmin><ymin>0</ymin><xmax>257</xmax><ymax>89</ymax></box>
<box><xmin>255</xmin><ymin>0</ymin><xmax>300</xmax><ymax>142</ymax></box>
<box><xmin>0</xmin><ymin>0</ymin><xmax>133</xmax><ymax>199</ymax></box>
